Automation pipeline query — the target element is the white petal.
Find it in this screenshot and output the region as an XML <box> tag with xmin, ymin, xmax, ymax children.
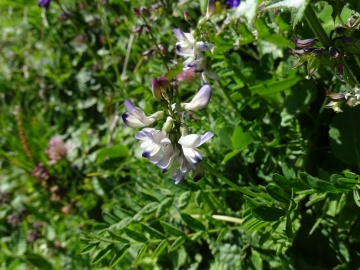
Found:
<box><xmin>184</xmin><ymin>84</ymin><xmax>211</xmax><ymax>111</ymax></box>
<box><xmin>178</xmin><ymin>134</ymin><xmax>201</xmax><ymax>148</ymax></box>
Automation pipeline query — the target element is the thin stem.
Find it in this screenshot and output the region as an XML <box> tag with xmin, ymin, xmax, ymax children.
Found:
<box><xmin>203</xmin><ymin>161</ymin><xmax>271</xmax><ymax>199</ymax></box>
<box><xmin>304</xmin><ymin>4</ymin><xmax>358</xmax><ymax>86</ymax></box>
<box><xmin>141</xmin><ymin>16</ymin><xmax>170</xmax><ymax>72</ymax></box>
<box><xmin>217</xmin><ymin>80</ymin><xmax>241</xmax><ymax>116</ymax></box>
<box><xmin>98</xmin><ymin>3</ymin><xmax>126</xmax><ymax>94</ymax></box>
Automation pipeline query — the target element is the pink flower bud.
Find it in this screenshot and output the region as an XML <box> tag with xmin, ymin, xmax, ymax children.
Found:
<box><xmin>151</xmin><ymin>77</ymin><xmax>169</xmax><ymax>101</ymax></box>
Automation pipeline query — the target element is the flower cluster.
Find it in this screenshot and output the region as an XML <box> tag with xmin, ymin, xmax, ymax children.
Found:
<box><xmin>122</xmin><ymin>84</ymin><xmax>213</xmax><ymax>183</ymax></box>
<box><xmin>122</xmin><ymin>17</ymin><xmax>218</xmax><ymax>183</ymax></box>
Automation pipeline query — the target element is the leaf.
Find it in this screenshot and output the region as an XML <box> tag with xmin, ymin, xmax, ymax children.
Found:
<box><xmin>216</xmin><ymin>228</ymin><xmax>228</xmax><ymax>243</ymax></box>
<box><xmin>306</xmin><ymin>175</ymin><xmax>339</xmax><ymax>193</ymax></box>
<box><xmin>160</xmin><ymin>221</ymin><xmax>186</xmax><ymax>237</ymax></box>
<box><xmin>272</xmin><ymin>174</ymin><xmax>293</xmax><ymax>190</ymax></box>
<box><xmin>177</xmin><ymin>191</ymin><xmax>192</xmax><ymax>210</ymax></box>
<box><xmin>168</xmin><ymin>236</ymin><xmax>186</xmax><ymax>253</ymax></box>
<box><xmin>252</xmin><ymin>206</ymin><xmax>286</xmax><ymax>221</ymax></box>
<box><xmin>218</xmin><ymin>126</ymin><xmax>234</xmax><ymax>150</ymax></box>
<box><xmin>142</xmin><ymin>224</ymin><xmax>166</xmax><ymax>239</ymax></box>
<box><xmin>232</xmin><ymin>126</ymin><xmax>253</xmax><ymax>150</ymax></box>
<box><xmin>109</xmin><ymin>245</ymin><xmax>130</xmax><ymax>268</ymax></box>
<box><xmin>123</xmin><ymin>228</ymin><xmax>148</xmax><ymax>243</ymax></box>
<box><xmin>264</xmin><ymin>0</ymin><xmax>310</xmax><ymax>26</ymax></box>
<box><xmin>96</xmin><ymin>145</ymin><xmax>128</xmax><ymax>165</ymax></box>
<box><xmin>285</xmin><ymin>214</ymin><xmax>293</xmax><ymax>239</ymax></box>
<box><xmin>191</xmin><ymin>231</ymin><xmax>204</xmax><ymax>242</ymax></box>
<box><xmin>102</xmin><ymin>212</ymin><xmax>120</xmax><ymax>224</ymax></box>
<box><xmin>156</xmin><ymin>197</ymin><xmax>174</xmax><ymax>219</ymax></box>
<box><xmin>152</xmin><ymin>240</ymin><xmax>168</xmax><ymax>258</ymax></box>
<box><xmin>25</xmin><ymin>253</ymin><xmax>53</xmax><ymax>270</ymax></box>
<box><xmin>80</xmin><ymin>242</ymin><xmax>99</xmax><ymax>254</ymax></box>
<box><xmin>141</xmin><ymin>202</ymin><xmax>159</xmax><ymax>216</ymax></box>
<box><xmin>107</xmin><ymin>230</ymin><xmax>130</xmax><ymax>243</ymax></box>
<box><xmin>266</xmin><ymin>183</ymin><xmax>291</xmax><ymax>203</ymax></box>
<box><xmin>180</xmin><ymin>213</ymin><xmax>206</xmax><ymax>231</ymax></box>
<box><xmin>92</xmin><ymin>245</ymin><xmax>113</xmax><ymax>264</ymax></box>
<box><xmin>353</xmin><ymin>190</ymin><xmax>360</xmax><ymax>207</ymax></box>
<box><xmin>230</xmin><ymin>76</ymin><xmax>300</xmax><ymax>100</ymax></box>
<box><xmin>133</xmin><ymin>244</ymin><xmax>148</xmax><ymax>267</ymax></box>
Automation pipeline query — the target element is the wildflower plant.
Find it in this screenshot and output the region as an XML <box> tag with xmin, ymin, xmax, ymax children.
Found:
<box><xmin>4</xmin><ymin>0</ymin><xmax>360</xmax><ymax>269</ymax></box>
<box><xmin>122</xmin><ymin>22</ymin><xmax>216</xmax><ymax>183</ymax></box>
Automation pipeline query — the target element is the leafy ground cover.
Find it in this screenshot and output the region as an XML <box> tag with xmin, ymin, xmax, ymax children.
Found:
<box><xmin>1</xmin><ymin>0</ymin><xmax>360</xmax><ymax>269</ymax></box>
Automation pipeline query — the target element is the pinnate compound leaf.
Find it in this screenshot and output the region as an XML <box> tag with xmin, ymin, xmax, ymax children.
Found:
<box><xmin>264</xmin><ymin>0</ymin><xmax>310</xmax><ymax>26</ymax></box>
<box><xmin>252</xmin><ymin>206</ymin><xmax>286</xmax><ymax>221</ymax></box>
<box><xmin>180</xmin><ymin>213</ymin><xmax>206</xmax><ymax>231</ymax></box>
<box><xmin>109</xmin><ymin>245</ymin><xmax>130</xmax><ymax>268</ymax></box>
<box><xmin>123</xmin><ymin>228</ymin><xmax>148</xmax><ymax>243</ymax></box>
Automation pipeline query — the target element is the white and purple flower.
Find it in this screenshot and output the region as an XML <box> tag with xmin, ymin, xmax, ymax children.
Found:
<box><xmin>38</xmin><ymin>0</ymin><xmax>50</xmax><ymax>8</ymax></box>
<box><xmin>122</xmin><ymin>99</ymin><xmax>163</xmax><ymax>128</ymax></box>
<box><xmin>183</xmin><ymin>84</ymin><xmax>212</xmax><ymax>111</ymax></box>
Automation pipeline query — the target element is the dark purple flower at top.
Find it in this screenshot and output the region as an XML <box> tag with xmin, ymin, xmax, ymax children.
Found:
<box><xmin>38</xmin><ymin>0</ymin><xmax>50</xmax><ymax>9</ymax></box>
<box><xmin>225</xmin><ymin>0</ymin><xmax>240</xmax><ymax>9</ymax></box>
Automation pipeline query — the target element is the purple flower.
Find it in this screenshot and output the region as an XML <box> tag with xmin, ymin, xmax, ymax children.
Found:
<box><xmin>225</xmin><ymin>0</ymin><xmax>240</xmax><ymax>9</ymax></box>
<box><xmin>38</xmin><ymin>0</ymin><xmax>51</xmax><ymax>9</ymax></box>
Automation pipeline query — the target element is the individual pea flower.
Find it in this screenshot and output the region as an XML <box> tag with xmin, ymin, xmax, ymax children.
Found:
<box><xmin>291</xmin><ymin>36</ymin><xmax>319</xmax><ymax>49</ymax></box>
<box><xmin>325</xmin><ymin>91</ymin><xmax>346</xmax><ymax>112</ymax></box>
<box><xmin>182</xmin><ymin>84</ymin><xmax>212</xmax><ymax>111</ymax></box>
<box><xmin>38</xmin><ymin>0</ymin><xmax>51</xmax><ymax>8</ymax></box>
<box><xmin>122</xmin><ymin>99</ymin><xmax>164</xmax><ymax>128</ymax></box>
<box><xmin>173</xmin><ymin>29</ymin><xmax>210</xmax><ymax>58</ymax></box>
<box><xmin>45</xmin><ymin>136</ymin><xmax>68</xmax><ymax>164</ymax></box>
<box><xmin>167</xmin><ymin>131</ymin><xmax>213</xmax><ymax>184</ymax></box>
<box><xmin>135</xmin><ymin>128</ymin><xmax>172</xmax><ymax>164</ymax></box>
<box><xmin>178</xmin><ymin>132</ymin><xmax>214</xmax><ymax>166</ymax></box>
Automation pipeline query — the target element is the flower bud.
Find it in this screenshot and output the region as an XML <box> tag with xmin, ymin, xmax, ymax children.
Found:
<box><xmin>180</xmin><ymin>124</ymin><xmax>189</xmax><ymax>136</ymax></box>
<box><xmin>162</xmin><ymin>117</ymin><xmax>174</xmax><ymax>133</ymax></box>
<box><xmin>291</xmin><ymin>36</ymin><xmax>318</xmax><ymax>49</ymax></box>
<box><xmin>152</xmin><ymin>77</ymin><xmax>169</xmax><ymax>102</ymax></box>
<box><xmin>206</xmin><ymin>0</ymin><xmax>216</xmax><ymax>19</ymax></box>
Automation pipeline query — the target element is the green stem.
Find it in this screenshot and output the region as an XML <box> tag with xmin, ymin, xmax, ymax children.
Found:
<box><xmin>141</xmin><ymin>16</ymin><xmax>170</xmax><ymax>72</ymax></box>
<box><xmin>203</xmin><ymin>161</ymin><xmax>271</xmax><ymax>199</ymax></box>
<box><xmin>98</xmin><ymin>3</ymin><xmax>126</xmax><ymax>94</ymax></box>
<box><xmin>304</xmin><ymin>4</ymin><xmax>358</xmax><ymax>86</ymax></box>
<box><xmin>217</xmin><ymin>80</ymin><xmax>241</xmax><ymax>116</ymax></box>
